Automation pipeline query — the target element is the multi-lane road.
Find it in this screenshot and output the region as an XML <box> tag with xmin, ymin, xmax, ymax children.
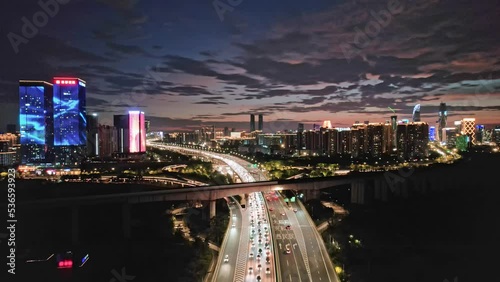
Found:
<box><xmin>149</xmin><ymin>143</ymin><xmax>338</xmax><ymax>281</ymax></box>
<box><xmin>266</xmin><ymin>191</ymin><xmax>339</xmax><ymax>282</ymax></box>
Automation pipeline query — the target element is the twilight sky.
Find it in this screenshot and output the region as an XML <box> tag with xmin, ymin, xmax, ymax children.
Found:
<box><xmin>1</xmin><ymin>0</ymin><xmax>499</xmax><ymax>132</ymax></box>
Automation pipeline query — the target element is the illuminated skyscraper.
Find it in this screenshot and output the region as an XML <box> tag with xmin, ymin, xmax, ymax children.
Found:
<box><xmin>412</xmin><ymin>104</ymin><xmax>421</xmax><ymax>122</ymax></box>
<box><xmin>461</xmin><ymin>118</ymin><xmax>476</xmax><ymax>144</ymax></box>
<box><xmin>52</xmin><ymin>77</ymin><xmax>87</xmax><ymax>166</ymax></box>
<box><xmin>438</xmin><ymin>102</ymin><xmax>447</xmax><ymax>141</ymax></box>
<box><xmin>114</xmin><ymin>111</ymin><xmax>146</xmax><ymax>154</ymax></box>
<box><xmin>322</xmin><ymin>120</ymin><xmax>332</xmax><ymax>129</ymax></box>
<box><xmin>53</xmin><ymin>77</ymin><xmax>87</xmax><ymax>146</ymax></box>
<box><xmin>129</xmin><ymin>111</ymin><xmax>146</xmax><ymax>153</ymax></box>
<box><xmin>19</xmin><ymin>80</ymin><xmax>54</xmax><ymax>164</ymax></box>
<box><xmin>429</xmin><ymin>126</ymin><xmax>436</xmax><ymax>141</ymax></box>
<box><xmin>475</xmin><ymin>124</ymin><xmax>485</xmax><ymax>144</ymax></box>
<box><xmin>390</xmin><ymin>115</ymin><xmax>397</xmax><ymax>152</ymax></box>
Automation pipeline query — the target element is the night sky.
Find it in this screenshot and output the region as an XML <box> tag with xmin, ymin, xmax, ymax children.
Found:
<box><xmin>1</xmin><ymin>0</ymin><xmax>499</xmax><ymax>131</ymax></box>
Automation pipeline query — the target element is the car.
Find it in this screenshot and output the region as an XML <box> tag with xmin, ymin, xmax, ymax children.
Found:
<box><xmin>285</xmin><ymin>249</ymin><xmax>291</xmax><ymax>254</ymax></box>
<box><xmin>257</xmin><ymin>264</ymin><xmax>262</xmax><ymax>271</ymax></box>
<box><xmin>293</xmin><ymin>208</ymin><xmax>297</xmax><ymax>212</ymax></box>
<box><xmin>266</xmin><ymin>256</ymin><xmax>270</xmax><ymax>263</ymax></box>
<box><xmin>249</xmin><ymin>267</ymin><xmax>253</xmax><ymax>273</ymax></box>
<box><xmin>256</xmin><ymin>275</ymin><xmax>262</xmax><ymax>281</ymax></box>
<box><xmin>232</xmin><ymin>223</ymin><xmax>236</xmax><ymax>228</ymax></box>
<box><xmin>281</xmin><ymin>212</ymin><xmax>285</xmax><ymax>216</ymax></box>
<box><xmin>285</xmin><ymin>225</ymin><xmax>291</xmax><ymax>230</ymax></box>
<box><xmin>266</xmin><ymin>267</ymin><xmax>271</xmax><ymax>274</ymax></box>
<box><xmin>224</xmin><ymin>255</ymin><xmax>229</xmax><ymax>262</ymax></box>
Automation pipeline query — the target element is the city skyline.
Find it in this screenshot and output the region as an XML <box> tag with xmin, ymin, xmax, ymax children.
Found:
<box><xmin>1</xmin><ymin>0</ymin><xmax>500</xmax><ymax>132</ymax></box>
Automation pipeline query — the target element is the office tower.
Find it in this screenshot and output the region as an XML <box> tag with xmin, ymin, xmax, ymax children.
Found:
<box><xmin>429</xmin><ymin>126</ymin><xmax>436</xmax><ymax>141</ymax></box>
<box><xmin>19</xmin><ymin>80</ymin><xmax>54</xmax><ymax>164</ymax></box>
<box><xmin>224</xmin><ymin>127</ymin><xmax>230</xmax><ymax>137</ymax></box>
<box><xmin>390</xmin><ymin>115</ymin><xmax>397</xmax><ymax>152</ymax></box>
<box><xmin>438</xmin><ymin>102</ymin><xmax>447</xmax><ymax>141</ymax></box>
<box><xmin>319</xmin><ymin>127</ymin><xmax>333</xmax><ymax>155</ymax></box>
<box><xmin>258</xmin><ymin>114</ymin><xmax>263</xmax><ymax>131</ymax></box>
<box><xmin>52</xmin><ymin>77</ymin><xmax>87</xmax><ymax>166</ymax></box>
<box><xmin>129</xmin><ymin>111</ymin><xmax>146</xmax><ymax>153</ymax></box>
<box><xmin>412</xmin><ymin>104</ymin><xmax>421</xmax><ymax>122</ymax></box>
<box><xmin>313</xmin><ymin>124</ymin><xmax>321</xmax><ymax>131</ymax></box>
<box><xmin>6</xmin><ymin>124</ymin><xmax>16</xmax><ymax>134</ymax></box>
<box><xmin>322</xmin><ymin>120</ymin><xmax>332</xmax><ymax>129</ymax></box>
<box><xmin>87</xmin><ymin>113</ymin><xmax>99</xmax><ymax>156</ymax></box>
<box><xmin>53</xmin><ymin>78</ymin><xmax>86</xmax><ymax>146</ymax></box>
<box><xmin>250</xmin><ymin>114</ymin><xmax>256</xmax><ymax>132</ymax></box>
<box><xmin>475</xmin><ymin>124</ymin><xmax>485</xmax><ymax>144</ymax></box>
<box><xmin>461</xmin><ymin>118</ymin><xmax>476</xmax><ymax>145</ymax></box>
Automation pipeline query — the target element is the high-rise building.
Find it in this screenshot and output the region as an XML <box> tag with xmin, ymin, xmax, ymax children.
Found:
<box><xmin>250</xmin><ymin>114</ymin><xmax>256</xmax><ymax>132</ymax></box>
<box><xmin>390</xmin><ymin>115</ymin><xmax>397</xmax><ymax>152</ymax></box>
<box><xmin>429</xmin><ymin>126</ymin><xmax>436</xmax><ymax>141</ymax></box>
<box><xmin>412</xmin><ymin>104</ymin><xmax>421</xmax><ymax>122</ymax></box>
<box><xmin>129</xmin><ymin>111</ymin><xmax>146</xmax><ymax>153</ymax></box>
<box><xmin>224</xmin><ymin>127</ymin><xmax>230</xmax><ymax>137</ymax></box>
<box><xmin>367</xmin><ymin>123</ymin><xmax>384</xmax><ymax>157</ymax></box>
<box><xmin>397</xmin><ymin>122</ymin><xmax>429</xmax><ymax>159</ymax></box>
<box><xmin>442</xmin><ymin>127</ymin><xmax>458</xmax><ymax>148</ymax></box>
<box><xmin>438</xmin><ymin>102</ymin><xmax>447</xmax><ymax>141</ymax></box>
<box><xmin>352</xmin><ymin>123</ymin><xmax>368</xmax><ymax>157</ymax></box>
<box><xmin>53</xmin><ymin>77</ymin><xmax>87</xmax><ymax>146</ymax></box>
<box><xmin>493</xmin><ymin>126</ymin><xmax>500</xmax><ymax>145</ymax></box>
<box><xmin>297</xmin><ymin>123</ymin><xmax>305</xmax><ymax>150</ymax></box>
<box><xmin>337</xmin><ymin>128</ymin><xmax>352</xmax><ymax>155</ymax></box>
<box><xmin>114</xmin><ymin>111</ymin><xmax>147</xmax><ymax>154</ymax></box>
<box><xmin>258</xmin><ymin>114</ymin><xmax>263</xmax><ymax>131</ymax></box>
<box><xmin>114</xmin><ymin>115</ymin><xmax>128</xmax><ymax>153</ymax></box>
<box><xmin>98</xmin><ymin>125</ymin><xmax>118</xmax><ymax>157</ymax></box>
<box><xmin>19</xmin><ymin>80</ymin><xmax>54</xmax><ymax>164</ymax></box>
<box><xmin>322</xmin><ymin>120</ymin><xmax>332</xmax><ymax>129</ymax></box>
<box><xmin>53</xmin><ymin>77</ymin><xmax>87</xmax><ymax>166</ymax></box>
<box><xmin>461</xmin><ymin>118</ymin><xmax>476</xmax><ymax>144</ymax></box>
<box><xmin>87</xmin><ymin>113</ymin><xmax>99</xmax><ymax>156</ymax></box>
<box><xmin>475</xmin><ymin>124</ymin><xmax>485</xmax><ymax>144</ymax></box>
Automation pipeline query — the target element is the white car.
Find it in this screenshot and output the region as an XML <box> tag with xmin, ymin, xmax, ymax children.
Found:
<box><xmin>224</xmin><ymin>255</ymin><xmax>229</xmax><ymax>262</ymax></box>
<box><xmin>232</xmin><ymin>223</ymin><xmax>236</xmax><ymax>228</ymax></box>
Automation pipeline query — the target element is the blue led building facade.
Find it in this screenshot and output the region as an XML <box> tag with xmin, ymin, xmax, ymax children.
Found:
<box><xmin>19</xmin><ymin>80</ymin><xmax>54</xmax><ymax>164</ymax></box>
<box><xmin>53</xmin><ymin>78</ymin><xmax>87</xmax><ymax>146</ymax></box>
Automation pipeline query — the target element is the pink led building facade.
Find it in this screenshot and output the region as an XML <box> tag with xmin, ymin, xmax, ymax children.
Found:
<box><xmin>140</xmin><ymin>112</ymin><xmax>146</xmax><ymax>152</ymax></box>
<box><xmin>128</xmin><ymin>111</ymin><xmax>146</xmax><ymax>153</ymax></box>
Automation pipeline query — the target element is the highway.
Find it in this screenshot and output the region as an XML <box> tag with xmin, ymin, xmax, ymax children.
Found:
<box><xmin>214</xmin><ymin>200</ymin><xmax>244</xmax><ymax>282</ymax></box>
<box><xmin>149</xmin><ymin>143</ymin><xmax>337</xmax><ymax>281</ymax></box>
<box><xmin>267</xmin><ymin>192</ymin><xmax>339</xmax><ymax>282</ymax></box>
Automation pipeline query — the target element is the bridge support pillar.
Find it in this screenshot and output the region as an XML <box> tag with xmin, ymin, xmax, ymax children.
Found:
<box><xmin>122</xmin><ymin>203</ymin><xmax>131</xmax><ymax>239</ymax></box>
<box><xmin>209</xmin><ymin>200</ymin><xmax>216</xmax><ymax>219</ymax></box>
<box><xmin>71</xmin><ymin>206</ymin><xmax>79</xmax><ymax>244</ymax></box>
